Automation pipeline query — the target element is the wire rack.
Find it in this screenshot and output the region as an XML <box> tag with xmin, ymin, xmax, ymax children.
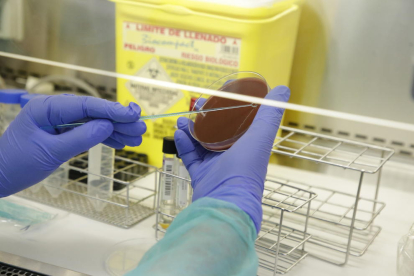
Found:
<box><xmin>256</xmin><ymin>220</ymin><xmax>311</xmax><ymax>274</ymax></box>
<box><xmin>266</xmin><ymin>177</ymin><xmax>385</xmax><ymax>231</ymax></box>
<box><xmin>307</xmin><ymin>223</ymin><xmax>382</xmax><ymax>257</ymax></box>
<box><xmin>16</xmin><ymin>153</ymin><xmax>157</xmax><ymax>228</ymax></box>
<box><xmin>269</xmin><ymin>126</ymin><xmax>394</xmax><ymax>265</ymax></box>
<box><xmin>262</xmin><ymin>179</ymin><xmax>317</xmax><ymax>212</ymax></box>
<box><xmin>269</xmin><ymin>210</ymin><xmax>383</xmax><ymax>259</ymax></box>
<box><xmin>263</xmin><ymin>174</ymin><xmax>386</xmax><ymax>264</ymax></box>
<box><xmin>154</xmin><ymin>173</ymin><xmax>317</xmax><ymax>276</ymax></box>
<box><xmin>259</xmin><ymin>180</ymin><xmax>316</xmax><ymax>273</ymax></box>
<box><xmin>274</xmin><ymin>127</ymin><xmax>394</xmax><ymax>174</ymax></box>
<box><xmin>256</xmin><ymin>180</ymin><xmax>316</xmax><ymax>275</ymax></box>
<box><xmin>255</xmin><ymin>179</ymin><xmax>317</xmax><ymax>275</ymax></box>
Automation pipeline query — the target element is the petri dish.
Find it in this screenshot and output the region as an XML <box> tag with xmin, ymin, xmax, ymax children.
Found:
<box><xmin>189</xmin><ymin>71</ymin><xmax>269</xmax><ymax>151</ymax></box>
<box><xmin>104</xmin><ymin>238</ymin><xmax>156</xmax><ymax>276</ymax></box>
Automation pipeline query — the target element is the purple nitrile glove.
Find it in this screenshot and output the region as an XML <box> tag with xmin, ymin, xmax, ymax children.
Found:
<box><xmin>174</xmin><ymin>86</ymin><xmax>290</xmax><ymax>233</ymax></box>
<box><xmin>0</xmin><ymin>94</ymin><xmax>146</xmax><ymax>197</ymax></box>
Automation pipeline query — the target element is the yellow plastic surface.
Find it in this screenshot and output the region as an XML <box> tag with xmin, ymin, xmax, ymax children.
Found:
<box><xmin>113</xmin><ymin>0</ymin><xmax>302</xmax><ymax>167</ymax></box>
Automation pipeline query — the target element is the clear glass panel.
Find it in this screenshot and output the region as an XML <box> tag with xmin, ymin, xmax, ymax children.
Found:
<box><xmin>0</xmin><ymin>0</ymin><xmax>413</xmax><ymax>160</ymax></box>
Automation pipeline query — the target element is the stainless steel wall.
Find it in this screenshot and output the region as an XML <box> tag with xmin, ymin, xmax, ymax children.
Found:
<box><xmin>286</xmin><ymin>0</ymin><xmax>414</xmax><ymax>156</ymax></box>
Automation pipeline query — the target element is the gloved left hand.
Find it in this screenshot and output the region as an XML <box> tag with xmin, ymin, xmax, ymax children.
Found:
<box><xmin>175</xmin><ymin>86</ymin><xmax>290</xmax><ymax>234</ymax></box>
<box><xmin>0</xmin><ymin>94</ymin><xmax>146</xmax><ymax>197</ymax></box>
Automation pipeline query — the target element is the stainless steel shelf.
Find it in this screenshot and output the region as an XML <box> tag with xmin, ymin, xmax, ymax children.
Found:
<box><xmin>274</xmin><ymin>127</ymin><xmax>394</xmax><ymax>174</ymax></box>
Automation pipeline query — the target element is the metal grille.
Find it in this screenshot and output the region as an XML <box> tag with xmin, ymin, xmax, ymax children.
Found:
<box><xmin>0</xmin><ymin>263</ymin><xmax>45</xmax><ymax>276</ymax></box>
<box><xmin>274</xmin><ymin>127</ymin><xmax>394</xmax><ymax>173</ymax></box>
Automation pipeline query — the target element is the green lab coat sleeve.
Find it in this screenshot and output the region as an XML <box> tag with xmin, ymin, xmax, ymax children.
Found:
<box><xmin>126</xmin><ymin>197</ymin><xmax>258</xmax><ymax>276</ymax></box>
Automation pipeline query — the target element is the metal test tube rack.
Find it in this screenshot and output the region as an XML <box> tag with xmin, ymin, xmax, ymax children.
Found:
<box><xmin>271</xmin><ymin>126</ymin><xmax>394</xmax><ymax>265</ymax></box>
<box><xmin>155</xmin><ymin>171</ymin><xmax>317</xmax><ymax>275</ymax></box>
<box><xmin>16</xmin><ymin>153</ymin><xmax>158</xmax><ymax>229</ymax></box>
<box><xmin>257</xmin><ymin>179</ymin><xmax>317</xmax><ymax>275</ymax></box>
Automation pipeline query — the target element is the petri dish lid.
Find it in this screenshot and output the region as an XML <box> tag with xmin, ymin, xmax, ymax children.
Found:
<box><xmin>0</xmin><ymin>89</ymin><xmax>28</xmax><ymax>104</ymax></box>
<box><xmin>189</xmin><ymin>71</ymin><xmax>269</xmax><ymax>151</ymax></box>
<box><xmin>104</xmin><ymin>238</ymin><xmax>157</xmax><ymax>276</ymax></box>
<box><xmin>20</xmin><ymin>93</ymin><xmax>43</xmax><ymax>108</ymax></box>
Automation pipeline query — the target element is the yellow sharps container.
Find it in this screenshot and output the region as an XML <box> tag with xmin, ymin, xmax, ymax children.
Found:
<box><xmin>111</xmin><ymin>0</ymin><xmax>303</xmax><ymax>167</ymax></box>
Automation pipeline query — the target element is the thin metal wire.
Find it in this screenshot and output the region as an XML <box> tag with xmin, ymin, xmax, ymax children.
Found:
<box><xmin>256</xmin><ymin>220</ymin><xmax>312</xmax><ymax>256</ymax></box>
<box><xmin>262</xmin><ymin>179</ymin><xmax>317</xmax><ymax>212</ymax></box>
<box><xmin>255</xmin><ymin>216</ymin><xmax>312</xmax><ymax>275</ymax></box>
<box><xmin>345</xmin><ymin>147</ymin><xmax>368</xmax><ymax>168</ymax></box>
<box><xmin>319</xmin><ymin>141</ymin><xmax>342</xmax><ymax>160</ymax></box>
<box><xmin>273</xmin><ymin>126</ymin><xmax>395</xmax><ymax>174</ymax></box>
<box><xmin>257</xmin><ymin>247</ymin><xmax>308</xmax><ymax>275</ymax></box>
<box><xmin>306</xmin><ymin>224</ymin><xmax>382</xmax><ymax>258</ymax></box>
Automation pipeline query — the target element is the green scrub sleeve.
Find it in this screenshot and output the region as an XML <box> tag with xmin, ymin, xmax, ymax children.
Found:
<box><xmin>126</xmin><ymin>197</ymin><xmax>258</xmax><ymax>276</ymax></box>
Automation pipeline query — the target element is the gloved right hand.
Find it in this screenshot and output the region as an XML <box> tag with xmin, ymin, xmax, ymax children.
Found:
<box><xmin>174</xmin><ymin>86</ymin><xmax>290</xmax><ymax>234</ymax></box>
<box><xmin>0</xmin><ymin>94</ymin><xmax>146</xmax><ymax>197</ymax></box>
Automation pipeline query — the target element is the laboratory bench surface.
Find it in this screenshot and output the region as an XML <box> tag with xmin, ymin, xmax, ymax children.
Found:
<box><xmin>0</xmin><ymin>163</ymin><xmax>413</xmax><ymax>276</ymax></box>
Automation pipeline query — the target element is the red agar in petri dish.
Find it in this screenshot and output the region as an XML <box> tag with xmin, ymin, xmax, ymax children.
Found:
<box><xmin>191</xmin><ymin>76</ymin><xmax>268</xmax><ymax>151</ymax></box>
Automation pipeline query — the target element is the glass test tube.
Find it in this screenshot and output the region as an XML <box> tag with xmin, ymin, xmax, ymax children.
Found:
<box><xmin>88</xmin><ymin>144</ymin><xmax>114</xmax><ymax>212</ymax></box>
<box><xmin>159</xmin><ymin>137</ymin><xmax>178</xmax><ymax>229</ymax></box>
<box><xmin>0</xmin><ymin>89</ymin><xmax>28</xmax><ymax>135</ymax></box>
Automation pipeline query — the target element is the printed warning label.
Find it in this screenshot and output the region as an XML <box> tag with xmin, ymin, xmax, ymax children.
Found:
<box><xmin>123</xmin><ymin>22</ymin><xmax>241</xmax><ymax>69</ymax></box>
<box><xmin>119</xmin><ymin>21</ymin><xmax>242</xmax><ymax>166</ymax></box>
<box><xmin>125</xmin><ymin>58</ymin><xmax>183</xmax><ymax>116</ymax></box>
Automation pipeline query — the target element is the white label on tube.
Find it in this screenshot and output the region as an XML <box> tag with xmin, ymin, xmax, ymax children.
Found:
<box><xmin>178</xmin><ymin>164</ymin><xmax>189</xmax><ymax>207</ymax></box>
<box><xmin>162</xmin><ymin>158</ymin><xmax>174</xmax><ymax>200</ymax></box>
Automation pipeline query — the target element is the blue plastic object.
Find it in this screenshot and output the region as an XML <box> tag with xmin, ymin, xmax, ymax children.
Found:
<box><xmin>0</xmin><ymin>94</ymin><xmax>146</xmax><ymax>197</ymax></box>
<box><xmin>0</xmin><ymin>89</ymin><xmax>28</xmax><ymax>104</ymax></box>
<box><xmin>174</xmin><ymin>86</ymin><xmax>290</xmax><ymax>233</ymax></box>
<box><xmin>20</xmin><ymin>93</ymin><xmax>42</xmax><ymax>108</ymax></box>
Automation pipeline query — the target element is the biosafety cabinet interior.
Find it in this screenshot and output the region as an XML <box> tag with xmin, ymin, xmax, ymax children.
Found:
<box><xmin>0</xmin><ymin>0</ymin><xmax>413</xmax><ymax>276</ymax></box>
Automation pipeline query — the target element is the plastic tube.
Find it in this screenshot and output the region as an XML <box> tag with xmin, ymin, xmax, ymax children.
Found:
<box><xmin>87</xmin><ymin>144</ymin><xmax>115</xmax><ymax>212</ymax></box>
